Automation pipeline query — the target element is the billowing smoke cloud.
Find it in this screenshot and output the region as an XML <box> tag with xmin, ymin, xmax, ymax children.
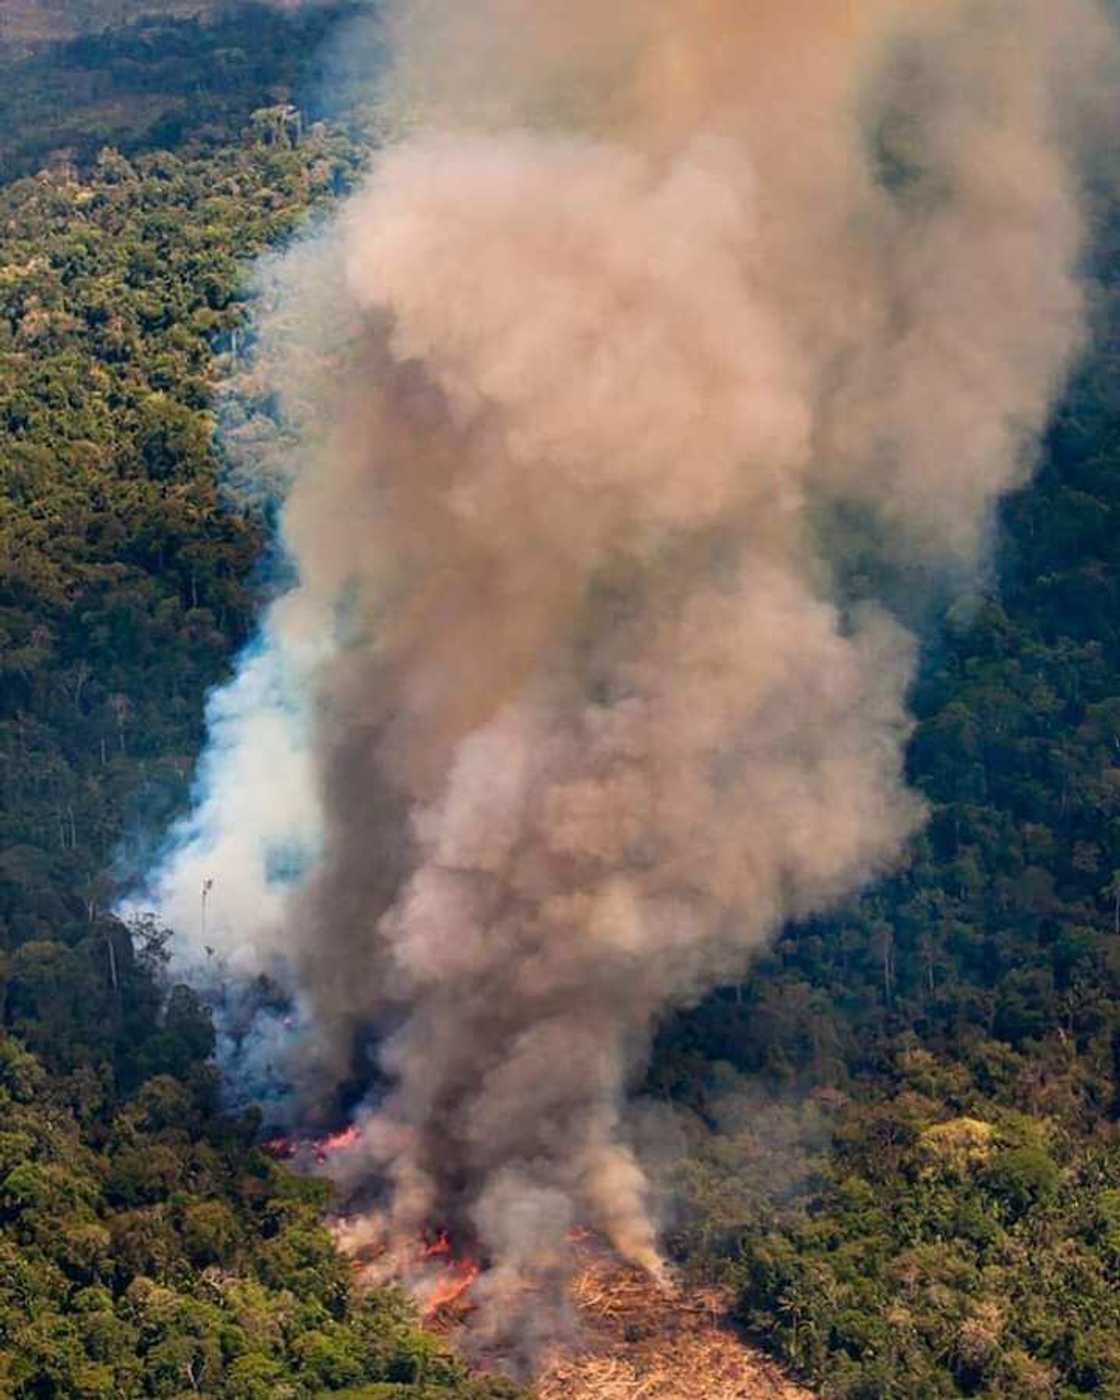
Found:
<box><xmin>135</xmin><ymin>0</ymin><xmax>1115</xmax><ymax>1343</ymax></box>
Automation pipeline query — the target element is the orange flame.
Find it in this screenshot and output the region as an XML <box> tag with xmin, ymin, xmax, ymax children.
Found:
<box><xmin>261</xmin><ymin>1126</ymin><xmax>360</xmax><ymax>1164</ymax></box>
<box><xmin>422</xmin><ymin>1256</ymin><xmax>481</xmax><ymax>1317</ymax></box>
<box><xmin>313</xmin><ymin>1124</ymin><xmax>360</xmax><ymax>1163</ymax></box>
<box><xmin>422</xmin><ymin>1230</ymin><xmax>453</xmax><ymax>1258</ymax></box>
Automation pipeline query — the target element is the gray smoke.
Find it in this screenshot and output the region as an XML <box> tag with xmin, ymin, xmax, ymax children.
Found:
<box><xmin>135</xmin><ymin>0</ymin><xmax>1116</xmax><ymax>1343</ymax></box>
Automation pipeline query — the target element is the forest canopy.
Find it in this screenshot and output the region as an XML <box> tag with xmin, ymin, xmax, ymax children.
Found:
<box><xmin>3</xmin><ymin>2</ymin><xmax>1120</xmax><ymax>1396</ymax></box>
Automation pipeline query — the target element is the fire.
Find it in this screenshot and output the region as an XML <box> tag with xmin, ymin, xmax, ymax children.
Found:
<box><xmin>313</xmin><ymin>1124</ymin><xmax>360</xmax><ymax>1163</ymax></box>
<box><xmin>262</xmin><ymin>1135</ymin><xmax>296</xmax><ymax>1159</ymax></box>
<box><xmin>328</xmin><ymin>1216</ymin><xmax>487</xmax><ymax>1319</ymax></box>
<box><xmin>260</xmin><ymin>1125</ymin><xmax>360</xmax><ymax>1164</ymax></box>
<box><xmin>410</xmin><ymin>1231</ymin><xmax>481</xmax><ymax>1318</ymax></box>
<box><xmin>422</xmin><ymin>1256</ymin><xmax>481</xmax><ymax>1318</ymax></box>
<box><xmin>422</xmin><ymin>1230</ymin><xmax>453</xmax><ymax>1258</ymax></box>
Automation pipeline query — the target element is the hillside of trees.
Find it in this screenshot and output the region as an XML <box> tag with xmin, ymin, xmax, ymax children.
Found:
<box><xmin>0</xmin><ymin>38</ymin><xmax>521</xmax><ymax>1397</ymax></box>
<box><xmin>5</xmin><ymin>4</ymin><xmax>1120</xmax><ymax>1397</ymax></box>
<box><xmin>1</xmin><ymin>1</ymin><xmax>221</xmax><ymax>47</ymax></box>
<box><xmin>0</xmin><ymin>2</ymin><xmax>374</xmax><ymax>182</ymax></box>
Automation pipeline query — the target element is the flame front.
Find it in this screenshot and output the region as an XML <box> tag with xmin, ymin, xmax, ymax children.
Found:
<box><xmin>261</xmin><ymin>1125</ymin><xmax>360</xmax><ymax>1165</ymax></box>
<box><xmin>314</xmin><ymin>1124</ymin><xmax>360</xmax><ymax>1163</ymax></box>
<box><xmin>421</xmin><ymin>1255</ymin><xmax>482</xmax><ymax>1318</ymax></box>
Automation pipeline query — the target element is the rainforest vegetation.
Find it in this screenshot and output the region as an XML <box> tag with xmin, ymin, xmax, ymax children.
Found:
<box><xmin>0</xmin><ymin>10</ymin><xmax>520</xmax><ymax>1397</ymax></box>
<box><xmin>5</xmin><ymin>4</ymin><xmax>1120</xmax><ymax>1398</ymax></box>
<box><xmin>0</xmin><ymin>2</ymin><xmax>374</xmax><ymax>181</ymax></box>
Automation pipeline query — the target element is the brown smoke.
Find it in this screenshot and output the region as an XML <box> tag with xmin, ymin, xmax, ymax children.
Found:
<box><xmin>150</xmin><ymin>0</ymin><xmax>1117</xmax><ymax>1352</ymax></box>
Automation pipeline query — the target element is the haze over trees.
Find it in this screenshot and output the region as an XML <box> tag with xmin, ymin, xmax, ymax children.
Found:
<box><xmin>3</xmin><ymin>2</ymin><xmax>1120</xmax><ymax>1397</ymax></box>
<box><xmin>0</xmin><ymin>0</ymin><xmax>303</xmax><ymax>47</ymax></box>
<box><xmin>0</xmin><ymin>2</ymin><xmax>373</xmax><ymax>181</ymax></box>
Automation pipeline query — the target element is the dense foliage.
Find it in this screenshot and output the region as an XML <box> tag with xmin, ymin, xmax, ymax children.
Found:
<box><xmin>0</xmin><ymin>76</ymin><xmax>520</xmax><ymax>1399</ymax></box>
<box><xmin>738</xmin><ymin>1069</ymin><xmax>1120</xmax><ymax>1399</ymax></box>
<box><xmin>6</xmin><ymin>6</ymin><xmax>1120</xmax><ymax>1397</ymax></box>
<box><xmin>0</xmin><ymin>1029</ymin><xmax>518</xmax><ymax>1399</ymax></box>
<box><xmin>0</xmin><ymin>2</ymin><xmax>372</xmax><ymax>182</ymax></box>
<box><xmin>0</xmin><ymin>119</ymin><xmax>364</xmax><ymax>1031</ymax></box>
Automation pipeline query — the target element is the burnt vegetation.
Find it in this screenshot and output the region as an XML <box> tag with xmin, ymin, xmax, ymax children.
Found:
<box><xmin>2</xmin><ymin>3</ymin><xmax>1120</xmax><ymax>1398</ymax></box>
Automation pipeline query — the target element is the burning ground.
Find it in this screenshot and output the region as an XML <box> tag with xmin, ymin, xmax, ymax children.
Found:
<box><xmin>264</xmin><ymin>1123</ymin><xmax>817</xmax><ymax>1393</ymax></box>
<box><xmin>359</xmin><ymin>1228</ymin><xmax>814</xmax><ymax>1400</ymax></box>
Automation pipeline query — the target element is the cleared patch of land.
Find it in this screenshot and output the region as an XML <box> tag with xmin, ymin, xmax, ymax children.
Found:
<box><xmin>533</xmin><ymin>1247</ymin><xmax>813</xmax><ymax>1400</ymax></box>
<box><xmin>419</xmin><ymin>1238</ymin><xmax>814</xmax><ymax>1400</ymax></box>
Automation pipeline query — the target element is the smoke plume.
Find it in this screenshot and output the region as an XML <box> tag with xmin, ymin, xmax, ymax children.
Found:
<box><xmin>137</xmin><ymin>0</ymin><xmax>1115</xmax><ymax>1344</ymax></box>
